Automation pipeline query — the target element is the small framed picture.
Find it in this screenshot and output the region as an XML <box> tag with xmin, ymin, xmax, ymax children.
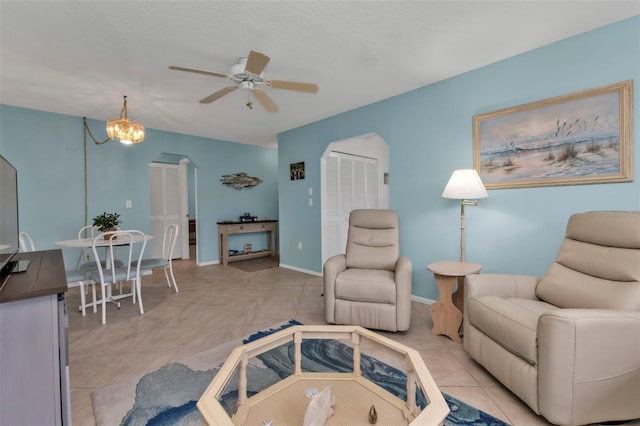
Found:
<box><xmin>290</xmin><ymin>162</ymin><xmax>305</xmax><ymax>180</ymax></box>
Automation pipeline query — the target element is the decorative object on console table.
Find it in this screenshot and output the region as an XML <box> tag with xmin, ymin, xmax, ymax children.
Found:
<box><xmin>474</xmin><ymin>80</ymin><xmax>633</xmax><ymax>189</ymax></box>
<box><xmin>427</xmin><ymin>261</ymin><xmax>481</xmax><ymax>342</ymax></box>
<box><xmin>239</xmin><ymin>212</ymin><xmax>258</xmax><ymax>223</ymax></box>
<box><xmin>441</xmin><ymin>169</ymin><xmax>488</xmax><ymax>262</ymax></box>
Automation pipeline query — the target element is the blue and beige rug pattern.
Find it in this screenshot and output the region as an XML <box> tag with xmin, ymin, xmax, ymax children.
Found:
<box><xmin>94</xmin><ymin>320</ymin><xmax>509</xmax><ymax>425</ymax></box>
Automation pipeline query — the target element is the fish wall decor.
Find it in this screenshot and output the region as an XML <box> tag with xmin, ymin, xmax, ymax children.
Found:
<box><xmin>220</xmin><ymin>172</ymin><xmax>263</xmax><ymax>190</ymax></box>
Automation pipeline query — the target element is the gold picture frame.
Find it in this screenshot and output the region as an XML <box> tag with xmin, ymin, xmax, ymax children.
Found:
<box><xmin>473</xmin><ymin>80</ymin><xmax>633</xmax><ymax>189</ymax></box>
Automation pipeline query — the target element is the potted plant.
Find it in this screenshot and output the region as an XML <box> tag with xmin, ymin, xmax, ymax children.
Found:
<box><xmin>92</xmin><ymin>212</ymin><xmax>121</xmax><ymax>238</ymax></box>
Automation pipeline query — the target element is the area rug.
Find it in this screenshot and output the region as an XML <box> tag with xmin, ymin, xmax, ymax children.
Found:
<box><xmin>228</xmin><ymin>256</ymin><xmax>279</xmax><ymax>272</ymax></box>
<box><xmin>92</xmin><ymin>320</ymin><xmax>509</xmax><ymax>426</ymax></box>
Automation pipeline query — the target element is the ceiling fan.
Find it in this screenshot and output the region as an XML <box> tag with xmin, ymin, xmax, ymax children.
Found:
<box><xmin>169</xmin><ymin>50</ymin><xmax>318</xmax><ymax>112</ymax></box>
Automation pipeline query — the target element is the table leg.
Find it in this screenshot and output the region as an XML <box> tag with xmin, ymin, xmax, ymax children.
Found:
<box><xmin>267</xmin><ymin>230</ymin><xmax>272</xmax><ymax>252</ymax></box>
<box><xmin>430</xmin><ymin>273</ymin><xmax>462</xmax><ymax>343</ymax></box>
<box><xmin>452</xmin><ymin>276</ymin><xmax>464</xmax><ymax>314</ymax></box>
<box><xmin>220</xmin><ymin>232</ymin><xmax>229</xmax><ymax>265</ymax></box>
<box><xmin>450</xmin><ymin>276</ymin><xmax>467</xmax><ymax>337</ymax></box>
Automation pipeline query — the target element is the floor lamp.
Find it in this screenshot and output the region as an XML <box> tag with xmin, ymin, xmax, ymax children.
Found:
<box><xmin>441</xmin><ymin>169</ymin><xmax>488</xmax><ymax>262</ymax></box>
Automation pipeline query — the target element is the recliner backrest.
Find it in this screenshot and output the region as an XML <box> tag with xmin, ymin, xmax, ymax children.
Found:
<box><xmin>536</xmin><ymin>211</ymin><xmax>640</xmax><ymax>310</ymax></box>
<box><xmin>345</xmin><ymin>209</ymin><xmax>399</xmax><ymax>271</ymax></box>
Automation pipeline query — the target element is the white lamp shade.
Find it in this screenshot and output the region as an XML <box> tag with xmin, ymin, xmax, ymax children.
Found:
<box><xmin>441</xmin><ymin>169</ymin><xmax>489</xmax><ymax>200</ymax></box>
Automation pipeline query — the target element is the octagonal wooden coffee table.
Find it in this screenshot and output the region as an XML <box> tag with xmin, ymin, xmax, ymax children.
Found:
<box><xmin>197</xmin><ymin>324</ymin><xmax>449</xmax><ymax>425</ymax></box>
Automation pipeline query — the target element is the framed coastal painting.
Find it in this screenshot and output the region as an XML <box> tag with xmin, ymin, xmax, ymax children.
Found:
<box><xmin>473</xmin><ymin>80</ymin><xmax>633</xmax><ymax>189</ymax></box>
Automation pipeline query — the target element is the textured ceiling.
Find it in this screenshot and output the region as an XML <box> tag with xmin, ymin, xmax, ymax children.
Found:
<box><xmin>1</xmin><ymin>1</ymin><xmax>638</xmax><ymax>148</ymax></box>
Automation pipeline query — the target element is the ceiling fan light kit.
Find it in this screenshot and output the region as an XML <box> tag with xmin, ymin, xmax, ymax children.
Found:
<box><xmin>106</xmin><ymin>95</ymin><xmax>145</xmax><ymax>144</ymax></box>
<box><xmin>170</xmin><ymin>50</ymin><xmax>318</xmax><ymax>113</ymax></box>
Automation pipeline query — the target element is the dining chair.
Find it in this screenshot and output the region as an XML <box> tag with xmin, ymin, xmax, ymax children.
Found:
<box><xmin>133</xmin><ymin>224</ymin><xmax>180</xmax><ymax>292</ymax></box>
<box><xmin>89</xmin><ymin>230</ymin><xmax>147</xmax><ymax>325</ymax></box>
<box><xmin>66</xmin><ymin>269</ymin><xmax>97</xmax><ymax>316</ymax></box>
<box><xmin>75</xmin><ymin>225</ymin><xmax>97</xmax><ymax>269</ymax></box>
<box><xmin>76</xmin><ymin>225</ymin><xmax>124</xmax><ymax>272</ymax></box>
<box><xmin>19</xmin><ymin>231</ymin><xmax>96</xmax><ymax>316</ymax></box>
<box><xmin>18</xmin><ymin>231</ymin><xmax>36</xmax><ymax>252</ymax></box>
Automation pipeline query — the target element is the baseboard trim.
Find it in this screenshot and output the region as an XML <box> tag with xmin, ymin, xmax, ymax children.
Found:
<box><xmin>279</xmin><ymin>263</ymin><xmax>323</xmax><ymax>277</ymax></box>
<box><xmin>411</xmin><ymin>295</ymin><xmax>435</xmax><ymax>305</ymax></box>
<box><xmin>198</xmin><ymin>261</ymin><xmax>438</xmax><ymax>304</ymax></box>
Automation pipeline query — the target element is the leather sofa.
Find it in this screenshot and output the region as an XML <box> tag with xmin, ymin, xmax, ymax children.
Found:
<box><xmin>463</xmin><ymin>211</ymin><xmax>640</xmax><ymax>425</ymax></box>
<box><xmin>323</xmin><ymin>209</ymin><xmax>412</xmax><ymax>332</ymax></box>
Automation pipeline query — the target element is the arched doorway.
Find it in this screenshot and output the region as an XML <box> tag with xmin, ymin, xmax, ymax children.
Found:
<box><xmin>320</xmin><ymin>133</ymin><xmax>389</xmax><ymax>264</ymax></box>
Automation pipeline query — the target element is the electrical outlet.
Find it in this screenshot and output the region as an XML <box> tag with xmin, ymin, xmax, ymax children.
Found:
<box><xmin>308</xmin><ymin>187</ymin><xmax>313</xmax><ymax>196</ymax></box>
<box><xmin>126</xmin><ymin>200</ymin><xmax>132</xmax><ymax>208</ymax></box>
<box><xmin>308</xmin><ymin>198</ymin><xmax>313</xmax><ymax>207</ymax></box>
<box><xmin>298</xmin><ymin>242</ymin><xmax>303</xmax><ymax>250</ymax></box>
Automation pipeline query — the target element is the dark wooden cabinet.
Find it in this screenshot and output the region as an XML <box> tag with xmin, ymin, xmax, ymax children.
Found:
<box><xmin>189</xmin><ymin>219</ymin><xmax>196</xmax><ymax>245</ymax></box>
<box><xmin>0</xmin><ymin>250</ymin><xmax>71</xmax><ymax>425</ymax></box>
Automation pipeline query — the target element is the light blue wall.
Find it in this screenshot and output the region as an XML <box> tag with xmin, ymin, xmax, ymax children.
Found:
<box><xmin>278</xmin><ymin>17</ymin><xmax>640</xmax><ymax>300</ymax></box>
<box><xmin>0</xmin><ymin>107</ymin><xmax>278</xmax><ymax>268</ymax></box>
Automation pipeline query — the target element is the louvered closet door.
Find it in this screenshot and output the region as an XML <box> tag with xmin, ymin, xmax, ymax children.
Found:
<box><xmin>324</xmin><ymin>152</ymin><xmax>377</xmax><ymax>263</ymax></box>
<box><xmin>149</xmin><ymin>163</ymin><xmax>183</xmax><ymax>259</ymax></box>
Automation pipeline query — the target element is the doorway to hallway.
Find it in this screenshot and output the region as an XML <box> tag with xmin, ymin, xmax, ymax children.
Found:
<box><xmin>321</xmin><ymin>133</ymin><xmax>389</xmax><ymax>265</ymax></box>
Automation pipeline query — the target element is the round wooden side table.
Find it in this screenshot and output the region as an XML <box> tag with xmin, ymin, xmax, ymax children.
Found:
<box><xmin>427</xmin><ymin>260</ymin><xmax>482</xmax><ymax>342</ymax></box>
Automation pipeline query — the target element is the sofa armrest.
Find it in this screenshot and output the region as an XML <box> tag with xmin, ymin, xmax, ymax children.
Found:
<box><xmin>538</xmin><ymin>310</ymin><xmax>640</xmax><ymax>425</ymax></box>
<box><xmin>465</xmin><ymin>274</ymin><xmax>541</xmax><ymax>300</ymax></box>
<box><xmin>323</xmin><ymin>254</ymin><xmax>347</xmax><ymax>324</ymax></box>
<box><xmin>395</xmin><ymin>256</ymin><xmax>412</xmax><ymax>331</ymax></box>
<box><xmin>463</xmin><ymin>274</ymin><xmax>541</xmax><ymax>341</ymax></box>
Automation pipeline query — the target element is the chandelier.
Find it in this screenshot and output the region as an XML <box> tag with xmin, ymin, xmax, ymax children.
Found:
<box><xmin>106</xmin><ymin>95</ymin><xmax>145</xmax><ymax>145</ymax></box>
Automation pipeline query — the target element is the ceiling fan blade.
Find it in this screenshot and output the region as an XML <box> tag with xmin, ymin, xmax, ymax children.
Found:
<box><xmin>245</xmin><ymin>51</ymin><xmax>270</xmax><ymax>76</ymax></box>
<box><xmin>268</xmin><ymin>80</ymin><xmax>319</xmax><ymax>93</ymax></box>
<box><xmin>169</xmin><ymin>65</ymin><xmax>228</xmax><ymax>79</ymax></box>
<box><xmin>199</xmin><ymin>86</ymin><xmax>238</xmax><ymax>104</ymax></box>
<box><xmin>253</xmin><ymin>90</ymin><xmax>279</xmax><ymax>113</ymax></box>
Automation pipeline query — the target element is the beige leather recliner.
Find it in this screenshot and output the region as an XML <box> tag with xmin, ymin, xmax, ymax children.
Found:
<box><xmin>323</xmin><ymin>209</ymin><xmax>412</xmax><ymax>332</ymax></box>
<box><xmin>464</xmin><ymin>211</ymin><xmax>640</xmax><ymax>425</ymax></box>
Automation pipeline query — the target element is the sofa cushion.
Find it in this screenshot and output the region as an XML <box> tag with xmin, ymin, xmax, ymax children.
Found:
<box><xmin>566</xmin><ymin>211</ymin><xmax>640</xmax><ymax>249</ymax></box>
<box><xmin>537</xmin><ymin>261</ymin><xmax>640</xmax><ymax>310</ymax></box>
<box><xmin>468</xmin><ymin>296</ymin><xmax>557</xmax><ymax>365</ymax></box>
<box><xmin>335</xmin><ymin>269</ymin><xmax>396</xmax><ymax>304</ymax></box>
<box><xmin>345</xmin><ymin>209</ymin><xmax>399</xmax><ymax>271</ymax></box>
<box><xmin>536</xmin><ymin>212</ymin><xmax>640</xmax><ymax>310</ymax></box>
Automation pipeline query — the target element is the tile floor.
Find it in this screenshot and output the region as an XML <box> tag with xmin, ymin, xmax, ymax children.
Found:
<box><xmin>65</xmin><ymin>256</ymin><xmax>622</xmax><ymax>426</ymax></box>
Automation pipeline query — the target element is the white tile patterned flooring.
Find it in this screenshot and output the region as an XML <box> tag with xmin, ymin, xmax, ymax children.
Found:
<box><xmin>66</xmin><ymin>255</ymin><xmax>635</xmax><ymax>426</ymax></box>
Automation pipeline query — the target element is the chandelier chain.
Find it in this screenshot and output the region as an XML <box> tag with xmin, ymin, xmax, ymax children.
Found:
<box><xmin>83</xmin><ymin>116</ymin><xmax>110</xmax><ymax>145</ymax></box>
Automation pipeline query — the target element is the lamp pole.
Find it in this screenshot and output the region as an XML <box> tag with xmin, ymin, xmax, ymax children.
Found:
<box><xmin>441</xmin><ymin>169</ymin><xmax>488</xmax><ymax>263</ymax></box>
<box><xmin>459</xmin><ymin>199</ymin><xmax>477</xmax><ymax>262</ymax></box>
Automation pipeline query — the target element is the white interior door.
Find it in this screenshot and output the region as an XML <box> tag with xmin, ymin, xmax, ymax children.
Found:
<box><xmin>323</xmin><ymin>152</ymin><xmax>377</xmax><ymax>263</ymax></box>
<box><xmin>179</xmin><ymin>159</ymin><xmax>190</xmax><ymax>260</ymax></box>
<box><xmin>149</xmin><ymin>163</ymin><xmax>183</xmax><ymax>259</ymax></box>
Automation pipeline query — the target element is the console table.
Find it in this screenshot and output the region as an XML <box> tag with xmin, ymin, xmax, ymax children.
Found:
<box><xmin>217</xmin><ymin>220</ymin><xmax>278</xmax><ymax>265</ymax></box>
